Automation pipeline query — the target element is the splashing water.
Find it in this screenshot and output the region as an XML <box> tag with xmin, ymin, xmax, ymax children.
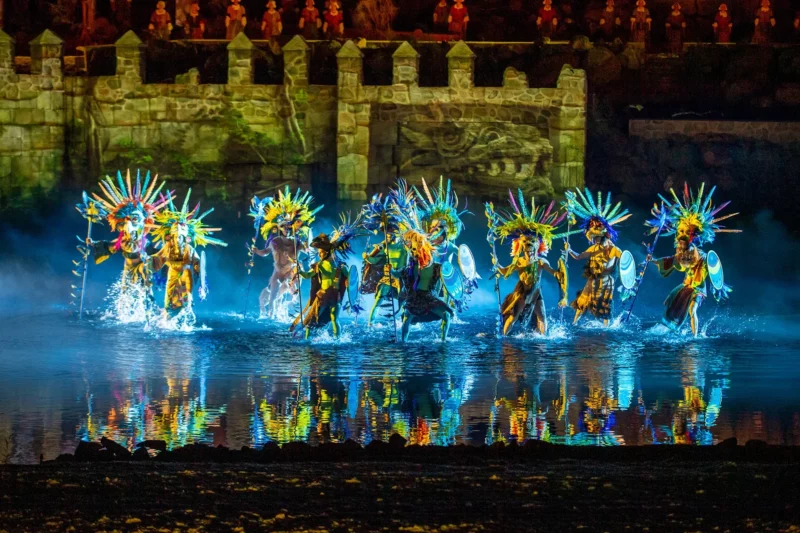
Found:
<box><xmin>147</xmin><ymin>305</ymin><xmax>198</xmax><ymax>333</ymax></box>
<box><xmin>100</xmin><ymin>281</ymin><xmax>155</xmax><ymax>324</ymax></box>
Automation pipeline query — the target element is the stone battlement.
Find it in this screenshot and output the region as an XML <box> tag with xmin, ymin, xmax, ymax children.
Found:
<box><xmin>0</xmin><ymin>30</ymin><xmax>586</xmax><ymax>201</ymax></box>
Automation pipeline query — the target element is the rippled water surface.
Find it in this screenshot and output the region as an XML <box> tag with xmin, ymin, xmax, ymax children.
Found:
<box><xmin>1</xmin><ymin>308</ymin><xmax>798</xmax><ymax>464</ymax></box>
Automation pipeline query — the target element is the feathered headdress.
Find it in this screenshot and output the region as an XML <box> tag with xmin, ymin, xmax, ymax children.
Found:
<box><xmin>251</xmin><ymin>186</ymin><xmax>322</xmax><ymax>243</ymax></box>
<box><xmin>413</xmin><ymin>176</ymin><xmax>469</xmax><ymax>243</ymax></box>
<box><xmin>402</xmin><ymin>229</ymin><xmax>435</xmax><ymax>268</ymax></box>
<box><xmin>647</xmin><ymin>183</ymin><xmax>741</xmax><ymax>246</ymax></box>
<box><xmin>91</xmin><ymin>169</ymin><xmax>170</xmax><ymax>232</ymax></box>
<box><xmin>361</xmin><ymin>179</ymin><xmax>417</xmax><ymax>234</ymax></box>
<box><xmin>312</xmin><ymin>211</ymin><xmax>367</xmax><ymax>261</ymax></box>
<box><xmin>564</xmin><ymin>188</ymin><xmax>632</xmax><ymax>243</ymax></box>
<box><xmin>490</xmin><ymin>189</ymin><xmax>575</xmax><ymax>249</ymax></box>
<box><xmin>151</xmin><ymin>189</ymin><xmax>227</xmax><ymax>248</ymax></box>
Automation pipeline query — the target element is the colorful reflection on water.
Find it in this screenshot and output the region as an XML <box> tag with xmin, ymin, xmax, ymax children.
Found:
<box><xmin>0</xmin><ymin>312</ymin><xmax>798</xmax><ymax>463</ymax></box>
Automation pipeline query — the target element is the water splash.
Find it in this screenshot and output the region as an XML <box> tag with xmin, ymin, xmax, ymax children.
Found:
<box><xmin>100</xmin><ymin>281</ymin><xmax>154</xmax><ymax>324</ymax></box>
<box><xmin>146</xmin><ymin>305</ymin><xmax>198</xmax><ymax>333</ymax></box>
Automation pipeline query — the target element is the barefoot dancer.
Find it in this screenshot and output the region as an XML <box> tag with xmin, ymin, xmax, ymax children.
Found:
<box><xmin>250</xmin><ymin>187</ymin><xmax>322</xmax><ymax>318</ymax></box>
<box><xmin>646</xmin><ymin>183</ymin><xmax>740</xmax><ymax>336</ymax></box>
<box><xmin>487</xmin><ymin>190</ymin><xmax>571</xmax><ymax>336</ymax></box>
<box><xmin>563</xmin><ymin>188</ymin><xmax>631</xmax><ymax>326</ymax></box>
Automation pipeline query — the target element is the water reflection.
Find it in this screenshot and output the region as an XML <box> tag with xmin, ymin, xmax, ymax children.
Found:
<box><xmin>0</xmin><ymin>313</ymin><xmax>798</xmax><ymax>463</ymax></box>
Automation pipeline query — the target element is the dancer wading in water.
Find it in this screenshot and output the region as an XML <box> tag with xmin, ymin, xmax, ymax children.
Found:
<box><xmin>151</xmin><ymin>190</ymin><xmax>227</xmax><ymax>318</ymax></box>
<box><xmin>487</xmin><ymin>190</ymin><xmax>572</xmax><ymax>336</ymax></box>
<box><xmin>400</xmin><ymin>229</ymin><xmax>454</xmax><ymax>342</ymax></box>
<box><xmin>291</xmin><ymin>214</ymin><xmax>365</xmax><ymax>339</ymax></box>
<box><xmin>563</xmin><ymin>188</ymin><xmax>631</xmax><ymax>326</ymax></box>
<box><xmin>645</xmin><ymin>183</ymin><xmax>740</xmax><ymax>336</ymax></box>
<box><xmin>249</xmin><ymin>187</ymin><xmax>321</xmax><ymax>319</ymax></box>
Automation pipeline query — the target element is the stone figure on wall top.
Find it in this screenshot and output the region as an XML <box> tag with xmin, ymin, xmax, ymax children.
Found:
<box><xmin>713</xmin><ymin>4</ymin><xmax>732</xmax><ymax>43</ymax></box>
<box><xmin>226</xmin><ymin>0</ymin><xmax>248</xmax><ymax>40</ymax></box>
<box><xmin>629</xmin><ymin>0</ymin><xmax>651</xmax><ymax>44</ymax></box>
<box><xmin>752</xmin><ymin>0</ymin><xmax>775</xmax><ymax>44</ymax></box>
<box><xmin>184</xmin><ymin>2</ymin><xmax>207</xmax><ymax>39</ymax></box>
<box><xmin>433</xmin><ymin>0</ymin><xmax>449</xmax><ymax>34</ymax></box>
<box><xmin>448</xmin><ymin>0</ymin><xmax>469</xmax><ymax>39</ymax></box>
<box><xmin>665</xmin><ymin>2</ymin><xmax>685</xmax><ymax>54</ymax></box>
<box><xmin>149</xmin><ymin>0</ymin><xmax>173</xmax><ymax>40</ymax></box>
<box><xmin>599</xmin><ymin>0</ymin><xmax>621</xmax><ymax>41</ymax></box>
<box><xmin>262</xmin><ymin>0</ymin><xmax>283</xmax><ymax>39</ymax></box>
<box><xmin>537</xmin><ymin>0</ymin><xmax>559</xmax><ymax>40</ymax></box>
<box><xmin>323</xmin><ymin>1</ymin><xmax>344</xmax><ymax>39</ymax></box>
<box><xmin>299</xmin><ymin>0</ymin><xmax>322</xmax><ymax>39</ymax></box>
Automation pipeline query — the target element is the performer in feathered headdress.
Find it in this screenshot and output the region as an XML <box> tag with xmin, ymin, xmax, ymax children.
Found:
<box><xmin>487</xmin><ymin>190</ymin><xmax>573</xmax><ymax>336</ymax></box>
<box><xmin>249</xmin><ymin>186</ymin><xmax>323</xmax><ymax>318</ymax></box>
<box><xmin>647</xmin><ymin>183</ymin><xmax>740</xmax><ymax>336</ymax></box>
<box><xmin>290</xmin><ymin>212</ymin><xmax>366</xmax><ymax>339</ymax></box>
<box><xmin>85</xmin><ymin>169</ymin><xmax>170</xmax><ymax>313</ymax></box>
<box><xmin>400</xmin><ymin>227</ymin><xmax>455</xmax><ymax>342</ymax></box>
<box><xmin>413</xmin><ymin>176</ymin><xmax>468</xmax><ymax>259</ymax></box>
<box><xmin>360</xmin><ymin>179</ymin><xmax>415</xmax><ymax>327</ymax></box>
<box><xmin>563</xmin><ymin>188</ymin><xmax>632</xmax><ymax>326</ymax></box>
<box><xmin>413</xmin><ymin>177</ymin><xmax>477</xmax><ymax>310</ymax></box>
<box><xmin>151</xmin><ymin>189</ymin><xmax>227</xmax><ymax>317</ymax></box>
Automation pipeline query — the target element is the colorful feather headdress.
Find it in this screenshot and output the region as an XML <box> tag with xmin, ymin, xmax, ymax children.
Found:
<box><xmin>91</xmin><ymin>169</ymin><xmax>170</xmax><ymax>232</ymax></box>
<box><xmin>312</xmin><ymin>211</ymin><xmax>368</xmax><ymax>261</ymax></box>
<box><xmin>490</xmin><ymin>189</ymin><xmax>575</xmax><ymax>248</ymax></box>
<box><xmin>646</xmin><ymin>183</ymin><xmax>741</xmax><ymax>246</ymax></box>
<box><xmin>413</xmin><ymin>176</ymin><xmax>469</xmax><ymax>243</ymax></box>
<box><xmin>564</xmin><ymin>188</ymin><xmax>632</xmax><ymax>243</ymax></box>
<box><xmin>361</xmin><ymin>179</ymin><xmax>417</xmax><ymax>234</ymax></box>
<box><xmin>151</xmin><ymin>189</ymin><xmax>227</xmax><ymax>248</ymax></box>
<box><xmin>251</xmin><ymin>186</ymin><xmax>322</xmax><ymax>242</ymax></box>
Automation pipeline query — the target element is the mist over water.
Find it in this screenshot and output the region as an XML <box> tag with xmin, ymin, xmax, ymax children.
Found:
<box><xmin>0</xmin><ymin>191</ymin><xmax>799</xmax><ymax>463</ymax></box>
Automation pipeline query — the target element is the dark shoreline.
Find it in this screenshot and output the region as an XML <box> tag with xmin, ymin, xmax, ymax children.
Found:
<box><xmin>39</xmin><ymin>435</ymin><xmax>800</xmax><ymax>465</ymax></box>
<box><xmin>3</xmin><ymin>454</ymin><xmax>799</xmax><ymax>532</ymax></box>
<box><xmin>2</xmin><ymin>438</ymin><xmax>799</xmax><ymax>531</ymax></box>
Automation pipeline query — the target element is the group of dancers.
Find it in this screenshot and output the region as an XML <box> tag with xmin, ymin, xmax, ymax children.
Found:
<box><xmin>74</xmin><ymin>169</ymin><xmax>740</xmax><ymax>339</ymax></box>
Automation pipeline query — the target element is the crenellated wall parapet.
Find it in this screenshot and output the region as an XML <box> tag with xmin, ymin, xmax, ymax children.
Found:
<box><xmin>0</xmin><ymin>31</ymin><xmax>587</xmax><ymax>201</ymax></box>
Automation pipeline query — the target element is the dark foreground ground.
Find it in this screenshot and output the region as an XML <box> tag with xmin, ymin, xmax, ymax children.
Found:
<box><xmin>2</xmin><ymin>456</ymin><xmax>800</xmax><ymax>532</ymax></box>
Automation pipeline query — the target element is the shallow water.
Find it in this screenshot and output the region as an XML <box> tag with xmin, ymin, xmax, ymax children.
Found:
<box><xmin>1</xmin><ymin>307</ymin><xmax>798</xmax><ymax>464</ymax></box>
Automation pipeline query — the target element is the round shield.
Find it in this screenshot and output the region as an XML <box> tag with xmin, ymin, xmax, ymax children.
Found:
<box><xmin>441</xmin><ymin>260</ymin><xmax>464</xmax><ymax>301</ymax></box>
<box><xmin>706</xmin><ymin>250</ymin><xmax>724</xmax><ymax>291</ymax></box>
<box><xmin>619</xmin><ymin>250</ymin><xmax>636</xmax><ymax>290</ymax></box>
<box><xmin>457</xmin><ymin>244</ymin><xmax>477</xmax><ymax>281</ymax></box>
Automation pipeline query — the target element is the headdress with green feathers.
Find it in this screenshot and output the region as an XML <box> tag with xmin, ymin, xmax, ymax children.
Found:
<box><xmin>312</xmin><ymin>211</ymin><xmax>368</xmax><ymax>262</ymax></box>
<box><xmin>564</xmin><ymin>188</ymin><xmax>631</xmax><ymax>243</ymax></box>
<box><xmin>251</xmin><ymin>186</ymin><xmax>323</xmax><ymax>243</ymax></box>
<box><xmin>413</xmin><ymin>177</ymin><xmax>469</xmax><ymax>244</ymax></box>
<box><xmin>361</xmin><ymin>179</ymin><xmax>417</xmax><ymax>234</ymax></box>
<box><xmin>488</xmin><ymin>189</ymin><xmax>576</xmax><ymax>249</ymax></box>
<box><xmin>151</xmin><ymin>189</ymin><xmax>227</xmax><ymax>248</ymax></box>
<box><xmin>646</xmin><ymin>183</ymin><xmax>741</xmax><ymax>246</ymax></box>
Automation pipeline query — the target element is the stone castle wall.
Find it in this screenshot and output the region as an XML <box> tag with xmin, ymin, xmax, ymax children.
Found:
<box><xmin>0</xmin><ymin>30</ymin><xmax>587</xmax><ymax>201</ymax></box>
<box><xmin>629</xmin><ymin>119</ymin><xmax>800</xmax><ymax>144</ymax></box>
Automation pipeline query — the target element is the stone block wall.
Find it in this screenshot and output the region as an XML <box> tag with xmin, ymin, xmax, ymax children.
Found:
<box><xmin>0</xmin><ymin>29</ymin><xmax>65</xmax><ymax>191</ymax></box>
<box><xmin>629</xmin><ymin>119</ymin><xmax>800</xmax><ymax>143</ymax></box>
<box><xmin>0</xmin><ymin>31</ymin><xmax>587</xmax><ymax>202</ymax></box>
